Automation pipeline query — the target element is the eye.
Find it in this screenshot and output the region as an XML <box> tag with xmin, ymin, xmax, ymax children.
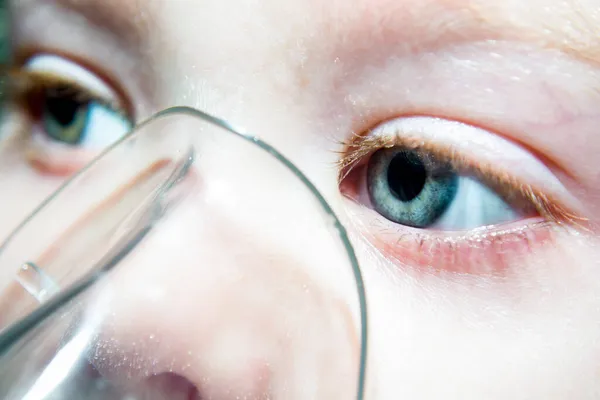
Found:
<box><xmin>367</xmin><ymin>147</ymin><xmax>521</xmax><ymax>230</ymax></box>
<box><xmin>11</xmin><ymin>54</ymin><xmax>133</xmax><ymax>175</ymax></box>
<box><xmin>339</xmin><ymin>117</ymin><xmax>583</xmax><ymax>275</ymax></box>
<box><xmin>41</xmin><ymin>84</ymin><xmax>128</xmax><ymax>148</ymax></box>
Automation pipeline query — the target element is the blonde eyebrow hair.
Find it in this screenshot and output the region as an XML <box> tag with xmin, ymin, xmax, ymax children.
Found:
<box><xmin>51</xmin><ymin>0</ymin><xmax>152</xmax><ymax>49</ymax></box>
<box><xmin>315</xmin><ymin>0</ymin><xmax>600</xmax><ymax>78</ymax></box>
<box><xmin>23</xmin><ymin>0</ymin><xmax>600</xmax><ymax>71</ymax></box>
<box><xmin>471</xmin><ymin>0</ymin><xmax>600</xmax><ymax>66</ymax></box>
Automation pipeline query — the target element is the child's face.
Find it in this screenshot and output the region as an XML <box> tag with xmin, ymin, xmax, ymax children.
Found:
<box><xmin>3</xmin><ymin>0</ymin><xmax>600</xmax><ymax>398</ymax></box>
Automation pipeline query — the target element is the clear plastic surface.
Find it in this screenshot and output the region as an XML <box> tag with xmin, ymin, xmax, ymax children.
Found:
<box><xmin>0</xmin><ymin>107</ymin><xmax>367</xmax><ymax>399</ymax></box>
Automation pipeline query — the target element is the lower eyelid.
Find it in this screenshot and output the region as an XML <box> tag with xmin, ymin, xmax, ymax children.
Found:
<box><xmin>26</xmin><ymin>130</ymin><xmax>95</xmax><ymax>176</ymax></box>
<box><xmin>345</xmin><ymin>199</ymin><xmax>557</xmax><ymax>275</ymax></box>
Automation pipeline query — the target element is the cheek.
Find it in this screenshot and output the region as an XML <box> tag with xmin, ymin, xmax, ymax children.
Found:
<box><xmin>0</xmin><ymin>138</ymin><xmax>65</xmax><ymax>242</ymax></box>
<box><xmin>357</xmin><ymin>231</ymin><xmax>600</xmax><ymax>399</ymax></box>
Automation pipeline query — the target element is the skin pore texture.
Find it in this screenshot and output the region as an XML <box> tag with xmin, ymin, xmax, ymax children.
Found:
<box><xmin>2</xmin><ymin>0</ymin><xmax>600</xmax><ymax>399</ymax></box>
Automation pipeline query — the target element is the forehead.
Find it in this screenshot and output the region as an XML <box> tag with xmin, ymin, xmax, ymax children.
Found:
<box><xmin>13</xmin><ymin>0</ymin><xmax>600</xmax><ymax>68</ymax></box>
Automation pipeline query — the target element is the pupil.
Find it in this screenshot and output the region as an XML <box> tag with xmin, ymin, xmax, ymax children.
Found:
<box><xmin>387</xmin><ymin>151</ymin><xmax>427</xmax><ymax>202</ymax></box>
<box><xmin>45</xmin><ymin>90</ymin><xmax>82</xmax><ymax>127</ymax></box>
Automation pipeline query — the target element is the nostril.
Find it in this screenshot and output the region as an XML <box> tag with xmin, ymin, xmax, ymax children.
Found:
<box><xmin>134</xmin><ymin>372</ymin><xmax>202</xmax><ymax>400</ymax></box>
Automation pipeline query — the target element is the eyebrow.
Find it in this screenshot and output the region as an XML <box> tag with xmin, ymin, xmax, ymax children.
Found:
<box><xmin>324</xmin><ymin>0</ymin><xmax>600</xmax><ymax>68</ymax></box>
<box><xmin>51</xmin><ymin>0</ymin><xmax>149</xmax><ymax>49</ymax></box>
<box><xmin>44</xmin><ymin>0</ymin><xmax>600</xmax><ymax>69</ymax></box>
<box><xmin>472</xmin><ymin>1</ymin><xmax>600</xmax><ymax>66</ymax></box>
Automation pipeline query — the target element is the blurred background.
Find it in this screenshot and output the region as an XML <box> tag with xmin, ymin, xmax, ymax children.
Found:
<box><xmin>0</xmin><ymin>0</ymin><xmax>9</xmax><ymax>107</ymax></box>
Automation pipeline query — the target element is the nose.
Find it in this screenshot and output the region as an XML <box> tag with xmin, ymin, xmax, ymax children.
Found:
<box><xmin>92</xmin><ymin>149</ymin><xmax>361</xmax><ymax>399</ymax></box>
<box><xmin>0</xmin><ymin>108</ymin><xmax>364</xmax><ymax>399</ymax></box>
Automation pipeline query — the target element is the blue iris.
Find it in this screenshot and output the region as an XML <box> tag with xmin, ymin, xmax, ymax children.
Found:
<box><xmin>367</xmin><ymin>148</ymin><xmax>458</xmax><ymax>228</ymax></box>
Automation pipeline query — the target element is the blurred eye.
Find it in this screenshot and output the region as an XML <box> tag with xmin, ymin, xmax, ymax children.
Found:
<box><xmin>367</xmin><ymin>147</ymin><xmax>521</xmax><ymax>230</ymax></box>
<box><xmin>41</xmin><ymin>84</ymin><xmax>129</xmax><ymax>149</ymax></box>
<box><xmin>13</xmin><ymin>54</ymin><xmax>133</xmax><ymax>175</ymax></box>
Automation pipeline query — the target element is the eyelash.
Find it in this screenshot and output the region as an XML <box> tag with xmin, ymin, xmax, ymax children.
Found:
<box><xmin>6</xmin><ymin>68</ymin><xmax>128</xmax><ymax>121</ymax></box>
<box><xmin>337</xmin><ymin>131</ymin><xmax>587</xmax><ymax>228</ymax></box>
<box><xmin>336</xmin><ymin>128</ymin><xmax>587</xmax><ymax>274</ymax></box>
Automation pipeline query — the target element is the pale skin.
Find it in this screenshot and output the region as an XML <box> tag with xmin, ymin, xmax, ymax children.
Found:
<box><xmin>2</xmin><ymin>0</ymin><xmax>600</xmax><ymax>399</ymax></box>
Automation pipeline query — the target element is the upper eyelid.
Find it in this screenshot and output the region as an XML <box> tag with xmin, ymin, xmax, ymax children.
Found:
<box><xmin>10</xmin><ymin>49</ymin><xmax>134</xmax><ymax>116</ymax></box>
<box><xmin>344</xmin><ymin>116</ymin><xmax>566</xmax><ymax>192</ymax></box>
<box><xmin>338</xmin><ymin>116</ymin><xmax>588</xmax><ymax>228</ymax></box>
<box><xmin>9</xmin><ymin>70</ymin><xmax>116</xmax><ymax>110</ymax></box>
<box><xmin>5</xmin><ymin>56</ymin><xmax>131</xmax><ymax>120</ymax></box>
<box><xmin>24</xmin><ymin>54</ymin><xmax>118</xmax><ymax>103</ymax></box>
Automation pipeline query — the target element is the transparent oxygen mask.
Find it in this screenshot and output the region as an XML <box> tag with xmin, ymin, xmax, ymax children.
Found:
<box><xmin>0</xmin><ymin>107</ymin><xmax>368</xmax><ymax>399</ymax></box>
